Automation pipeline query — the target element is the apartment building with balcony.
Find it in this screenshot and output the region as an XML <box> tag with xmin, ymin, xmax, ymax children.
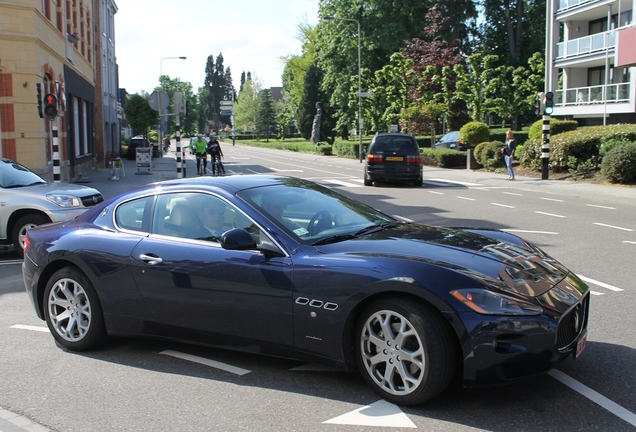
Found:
<box><xmin>548</xmin><ymin>0</ymin><xmax>636</xmax><ymax>125</ymax></box>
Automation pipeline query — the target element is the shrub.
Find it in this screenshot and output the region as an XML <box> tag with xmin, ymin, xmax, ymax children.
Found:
<box><xmin>601</xmin><ymin>143</ymin><xmax>636</xmax><ymax>184</ymax></box>
<box><xmin>421</xmin><ymin>148</ymin><xmax>466</xmax><ymax>168</ymax></box>
<box><xmin>528</xmin><ymin>118</ymin><xmax>578</xmax><ymax>140</ymax></box>
<box><xmin>520</xmin><ymin>124</ymin><xmax>636</xmax><ymax>174</ymax></box>
<box><xmin>460</xmin><ymin>122</ymin><xmax>490</xmax><ymax>146</ymax></box>
<box><xmin>474</xmin><ymin>141</ymin><xmax>505</xmax><ymax>170</ymax></box>
<box><xmin>599</xmin><ymin>137</ymin><xmax>635</xmax><ymax>158</ymax></box>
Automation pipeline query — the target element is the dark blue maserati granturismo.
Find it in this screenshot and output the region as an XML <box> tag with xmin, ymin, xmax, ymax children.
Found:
<box><xmin>22</xmin><ymin>175</ymin><xmax>589</xmax><ymax>406</ymax></box>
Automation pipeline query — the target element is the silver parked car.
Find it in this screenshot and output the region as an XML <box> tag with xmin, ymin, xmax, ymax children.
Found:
<box><xmin>0</xmin><ymin>158</ymin><xmax>103</xmax><ymax>257</ymax></box>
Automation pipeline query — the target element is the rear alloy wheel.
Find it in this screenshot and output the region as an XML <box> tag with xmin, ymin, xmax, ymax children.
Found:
<box><xmin>11</xmin><ymin>213</ymin><xmax>50</xmax><ymax>258</ymax></box>
<box><xmin>355</xmin><ymin>298</ymin><xmax>457</xmax><ymax>406</ymax></box>
<box><xmin>43</xmin><ymin>267</ymin><xmax>107</xmax><ymax>351</ymax></box>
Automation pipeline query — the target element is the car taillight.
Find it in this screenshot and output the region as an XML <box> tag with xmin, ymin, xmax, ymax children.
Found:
<box><xmin>367</xmin><ymin>154</ymin><xmax>384</xmax><ymax>163</ymax></box>
<box><xmin>406</xmin><ymin>155</ymin><xmax>421</xmax><ymax>163</ymax></box>
<box><xmin>23</xmin><ymin>237</ymin><xmax>30</xmax><ymax>252</ymax></box>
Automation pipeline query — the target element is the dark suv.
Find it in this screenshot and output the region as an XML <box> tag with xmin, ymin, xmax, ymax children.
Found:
<box><xmin>363</xmin><ymin>133</ymin><xmax>423</xmax><ymax>186</ymax></box>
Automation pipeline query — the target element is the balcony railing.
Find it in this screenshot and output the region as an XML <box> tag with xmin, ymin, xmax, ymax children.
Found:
<box><xmin>556</xmin><ymin>30</ymin><xmax>615</xmax><ymax>59</ymax></box>
<box><xmin>558</xmin><ymin>0</ymin><xmax>593</xmax><ymax>12</ymax></box>
<box><xmin>555</xmin><ymin>83</ymin><xmax>631</xmax><ymax>106</ymax></box>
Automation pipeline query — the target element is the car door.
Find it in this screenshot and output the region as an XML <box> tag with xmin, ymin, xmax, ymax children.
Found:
<box><xmin>129</xmin><ymin>192</ymin><xmax>294</xmax><ymax>348</ymax></box>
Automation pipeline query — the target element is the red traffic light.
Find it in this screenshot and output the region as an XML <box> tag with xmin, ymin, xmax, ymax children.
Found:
<box><xmin>44</xmin><ymin>93</ymin><xmax>58</xmax><ymax>119</ymax></box>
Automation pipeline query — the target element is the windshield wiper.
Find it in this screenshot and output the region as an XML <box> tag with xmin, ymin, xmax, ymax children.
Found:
<box><xmin>354</xmin><ymin>222</ymin><xmax>397</xmax><ymax>236</ymax></box>
<box><xmin>311</xmin><ymin>234</ymin><xmax>356</xmax><ymax>246</ymax></box>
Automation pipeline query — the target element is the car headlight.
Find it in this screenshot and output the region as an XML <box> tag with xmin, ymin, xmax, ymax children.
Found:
<box><xmin>451</xmin><ymin>288</ymin><xmax>543</xmax><ymax>315</ymax></box>
<box><xmin>46</xmin><ymin>194</ymin><xmax>82</xmax><ymax>208</ymax></box>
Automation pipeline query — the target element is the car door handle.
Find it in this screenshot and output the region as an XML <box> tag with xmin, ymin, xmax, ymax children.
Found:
<box><xmin>139</xmin><ymin>253</ymin><xmax>163</xmax><ymax>265</ymax></box>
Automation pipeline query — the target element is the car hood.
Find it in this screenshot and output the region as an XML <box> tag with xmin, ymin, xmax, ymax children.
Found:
<box><xmin>11</xmin><ymin>182</ymin><xmax>101</xmax><ymax>198</ymax></box>
<box><xmin>315</xmin><ymin>224</ymin><xmax>569</xmax><ymax>297</ymax></box>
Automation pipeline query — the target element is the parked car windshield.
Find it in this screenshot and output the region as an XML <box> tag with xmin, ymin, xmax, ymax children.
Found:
<box><xmin>0</xmin><ymin>159</ymin><xmax>47</xmax><ymax>188</ymax></box>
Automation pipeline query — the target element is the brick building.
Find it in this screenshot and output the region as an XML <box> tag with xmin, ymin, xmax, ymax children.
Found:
<box><xmin>0</xmin><ymin>0</ymin><xmax>119</xmax><ymax>181</ymax></box>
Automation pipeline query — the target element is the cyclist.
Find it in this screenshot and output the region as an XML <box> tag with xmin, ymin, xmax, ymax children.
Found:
<box><xmin>207</xmin><ymin>134</ymin><xmax>225</xmax><ymax>175</ymax></box>
<box><xmin>190</xmin><ymin>134</ymin><xmax>208</xmax><ymax>175</ymax></box>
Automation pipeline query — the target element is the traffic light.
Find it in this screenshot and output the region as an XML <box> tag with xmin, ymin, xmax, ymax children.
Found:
<box><xmin>36</xmin><ymin>83</ymin><xmax>44</xmax><ymax>118</ymax></box>
<box><xmin>534</xmin><ymin>98</ymin><xmax>540</xmax><ymax>116</ymax></box>
<box><xmin>544</xmin><ymin>91</ymin><xmax>554</xmax><ymax>115</ymax></box>
<box><xmin>44</xmin><ymin>93</ymin><xmax>58</xmax><ymax>119</ymax></box>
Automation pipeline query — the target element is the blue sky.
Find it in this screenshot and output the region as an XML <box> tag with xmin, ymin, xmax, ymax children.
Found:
<box><xmin>116</xmin><ymin>0</ymin><xmax>319</xmax><ymax>94</ymax></box>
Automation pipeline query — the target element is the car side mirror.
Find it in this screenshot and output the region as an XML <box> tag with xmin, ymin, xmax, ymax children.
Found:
<box><xmin>221</xmin><ymin>228</ymin><xmax>256</xmax><ymax>250</ymax></box>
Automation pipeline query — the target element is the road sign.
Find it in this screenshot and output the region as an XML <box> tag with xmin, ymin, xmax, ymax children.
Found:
<box><xmin>148</xmin><ymin>91</ymin><xmax>169</xmax><ymax>112</ymax></box>
<box><xmin>220</xmin><ymin>110</ymin><xmax>233</xmax><ymax>116</ymax></box>
<box><xmin>220</xmin><ymin>100</ymin><xmax>233</xmax><ymax>106</ymax></box>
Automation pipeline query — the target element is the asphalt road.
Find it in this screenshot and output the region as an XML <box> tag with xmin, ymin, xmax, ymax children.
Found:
<box><xmin>1</xmin><ymin>143</ymin><xmax>634</xmax><ymax>431</ymax></box>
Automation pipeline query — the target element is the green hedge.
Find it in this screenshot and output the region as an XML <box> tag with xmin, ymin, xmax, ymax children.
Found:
<box><xmin>421</xmin><ymin>148</ymin><xmax>467</xmax><ymax>168</ymax></box>
<box><xmin>520</xmin><ymin>124</ymin><xmax>636</xmax><ymax>181</ymax></box>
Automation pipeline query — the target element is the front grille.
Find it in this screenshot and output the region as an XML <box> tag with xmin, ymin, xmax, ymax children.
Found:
<box><xmin>81</xmin><ymin>193</ymin><xmax>104</xmax><ymax>207</ymax></box>
<box><xmin>556</xmin><ymin>293</ymin><xmax>589</xmax><ymax>351</ymax></box>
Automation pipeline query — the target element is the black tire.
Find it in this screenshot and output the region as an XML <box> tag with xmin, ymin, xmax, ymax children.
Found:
<box><xmin>355</xmin><ymin>297</ymin><xmax>457</xmax><ymax>406</ymax></box>
<box><xmin>12</xmin><ymin>213</ymin><xmax>50</xmax><ymax>258</ymax></box>
<box><xmin>43</xmin><ymin>267</ymin><xmax>107</xmax><ymax>351</ymax></box>
<box><xmin>414</xmin><ymin>178</ymin><xmax>423</xmax><ymax>187</ymax></box>
<box><xmin>363</xmin><ymin>169</ymin><xmax>373</xmax><ymax>186</ymax></box>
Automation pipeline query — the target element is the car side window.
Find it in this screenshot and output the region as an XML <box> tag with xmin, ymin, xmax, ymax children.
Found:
<box><xmin>115</xmin><ymin>197</ymin><xmax>152</xmax><ymax>233</ymax></box>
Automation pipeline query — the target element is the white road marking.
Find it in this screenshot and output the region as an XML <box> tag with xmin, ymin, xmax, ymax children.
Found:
<box><xmin>269</xmin><ymin>167</ymin><xmax>304</xmax><ymax>172</ymax></box>
<box><xmin>11</xmin><ymin>324</ymin><xmax>49</xmax><ymax>332</ymax></box>
<box><xmin>548</xmin><ymin>370</ymin><xmax>636</xmax><ymax>427</ymax></box>
<box><xmin>624</xmin><ymin>241</ymin><xmax>636</xmax><ymax>245</ymax></box>
<box><xmin>593</xmin><ymin>222</ymin><xmax>634</xmax><ymax>232</ymax></box>
<box><xmin>0</xmin><ymin>260</ymin><xmax>22</xmax><ymax>265</ymax></box>
<box><xmin>426</xmin><ymin>178</ymin><xmax>482</xmax><ymax>187</ymax></box>
<box><xmin>503</xmin><ymin>192</ymin><xmax>523</xmax><ymax>196</ymax></box>
<box><xmin>491</xmin><ymin>203</ymin><xmax>516</xmax><ymax>208</ymax></box>
<box><xmin>503</xmin><ymin>229</ymin><xmax>559</xmax><ymax>235</ymax></box>
<box><xmin>323</xmin><ymin>179</ymin><xmax>363</xmax><ymax>188</ymax></box>
<box><xmin>535</xmin><ymin>211</ymin><xmax>566</xmax><ymax>218</ymax></box>
<box><xmin>159</xmin><ymin>350</ymin><xmax>251</xmax><ymax>376</ymax></box>
<box><xmin>540</xmin><ymin>197</ymin><xmax>565</xmax><ymax>202</ymax></box>
<box><xmin>590</xmin><ymin>291</ymin><xmax>605</xmax><ymax>296</ymax></box>
<box><xmin>456</xmin><ymin>196</ymin><xmax>476</xmax><ymax>201</ymax></box>
<box><xmin>578</xmin><ymin>275</ymin><xmax>624</xmax><ymax>292</ymax></box>
<box><xmin>586</xmin><ymin>204</ymin><xmax>616</xmax><ymax>210</ymax></box>
<box><xmin>323</xmin><ymin>399</ymin><xmax>416</xmax><ymax>428</ymax></box>
<box><xmin>428</xmin><ymin>191</ymin><xmax>444</xmax><ymax>195</ymax></box>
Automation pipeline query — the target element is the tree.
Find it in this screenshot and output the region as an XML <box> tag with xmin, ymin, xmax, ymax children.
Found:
<box><xmin>234</xmin><ymin>77</ymin><xmax>262</xmax><ymax>133</ymax></box>
<box><xmin>477</xmin><ymin>0</ymin><xmax>545</xmax><ymax>67</ymax></box>
<box><xmin>124</xmin><ymin>94</ymin><xmax>158</xmax><ymax>138</ymax></box>
<box><xmin>316</xmin><ymin>0</ymin><xmax>478</xmax><ymax>137</ymax></box>
<box><xmin>282</xmin><ymin>19</ymin><xmax>318</xmax><ymax>135</ymax></box>
<box><xmin>297</xmin><ymin>64</ymin><xmax>326</xmax><ymax>140</ymax></box>
<box><xmin>453</xmin><ymin>53</ymin><xmax>501</xmax><ymax>122</ymax></box>
<box><xmin>203</xmin><ymin>53</ymin><xmax>235</xmax><ymax>132</ymax></box>
<box><xmin>256</xmin><ymin>89</ymin><xmax>277</xmax><ymax>141</ymax></box>
<box><xmin>155</xmin><ymin>77</ymin><xmax>194</xmax><ymax>136</ymax></box>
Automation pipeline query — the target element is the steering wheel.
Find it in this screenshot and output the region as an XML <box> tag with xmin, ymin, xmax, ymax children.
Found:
<box><xmin>307</xmin><ymin>210</ymin><xmax>332</xmax><ymax>235</ymax></box>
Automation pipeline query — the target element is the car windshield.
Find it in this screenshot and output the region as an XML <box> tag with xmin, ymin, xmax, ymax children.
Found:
<box><xmin>369</xmin><ymin>136</ymin><xmax>417</xmax><ymax>153</ymax></box>
<box><xmin>440</xmin><ymin>132</ymin><xmax>459</xmax><ymax>142</ymax></box>
<box><xmin>0</xmin><ymin>159</ymin><xmax>47</xmax><ymax>188</ymax></box>
<box><xmin>237</xmin><ymin>179</ymin><xmax>397</xmax><ymax>245</ymax></box>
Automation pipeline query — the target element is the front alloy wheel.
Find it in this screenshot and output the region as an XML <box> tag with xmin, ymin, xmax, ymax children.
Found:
<box><xmin>355</xmin><ymin>298</ymin><xmax>457</xmax><ymax>406</ymax></box>
<box><xmin>44</xmin><ymin>267</ymin><xmax>106</xmax><ymax>351</ymax></box>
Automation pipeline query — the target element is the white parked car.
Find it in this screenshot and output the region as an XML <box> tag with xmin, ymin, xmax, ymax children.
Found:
<box><xmin>0</xmin><ymin>158</ymin><xmax>103</xmax><ymax>257</ymax></box>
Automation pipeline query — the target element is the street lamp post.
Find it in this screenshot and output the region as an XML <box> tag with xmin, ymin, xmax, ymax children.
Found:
<box><xmin>158</xmin><ymin>56</ymin><xmax>186</xmax><ymax>156</ymax></box>
<box><xmin>323</xmin><ymin>16</ymin><xmax>363</xmax><ymax>162</ymax></box>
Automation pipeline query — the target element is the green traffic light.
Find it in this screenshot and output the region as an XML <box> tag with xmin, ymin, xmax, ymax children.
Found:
<box><xmin>544</xmin><ymin>106</ymin><xmax>554</xmax><ymax>115</ymax></box>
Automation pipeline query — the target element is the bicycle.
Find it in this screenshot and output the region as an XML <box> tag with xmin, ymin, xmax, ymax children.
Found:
<box><xmin>195</xmin><ymin>152</ymin><xmax>207</xmax><ymax>176</ymax></box>
<box><xmin>211</xmin><ymin>155</ymin><xmax>225</xmax><ymax>176</ymax></box>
